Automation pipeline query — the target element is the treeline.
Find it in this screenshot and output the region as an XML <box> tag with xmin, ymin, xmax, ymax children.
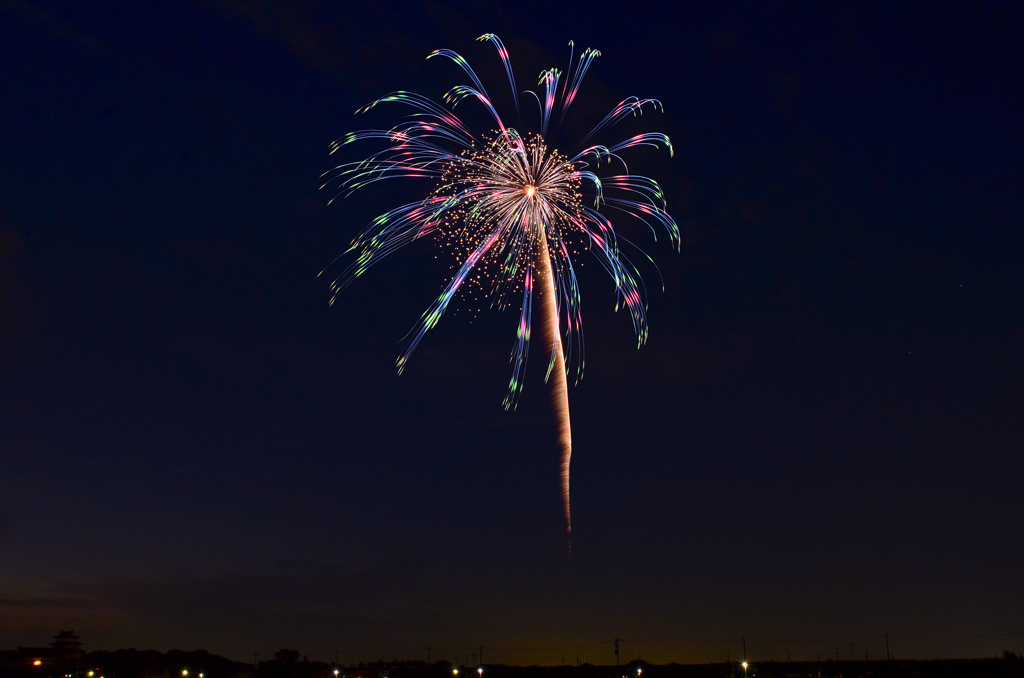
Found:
<box><xmin>76</xmin><ymin>649</ymin><xmax>1024</xmax><ymax>678</ymax></box>
<box><xmin>82</xmin><ymin>649</ymin><xmax>250</xmax><ymax>678</ymax></box>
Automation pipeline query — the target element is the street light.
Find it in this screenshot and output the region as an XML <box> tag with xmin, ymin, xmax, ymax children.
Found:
<box><xmin>741</xmin><ymin>662</ymin><xmax>748</xmax><ymax>678</ymax></box>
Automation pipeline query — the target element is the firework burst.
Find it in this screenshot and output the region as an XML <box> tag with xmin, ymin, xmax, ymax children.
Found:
<box><xmin>323</xmin><ymin>35</ymin><xmax>678</xmax><ymax>545</ymax></box>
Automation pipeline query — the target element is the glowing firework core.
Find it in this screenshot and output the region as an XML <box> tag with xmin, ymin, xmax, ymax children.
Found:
<box><xmin>524</xmin><ymin>185</ymin><xmax>536</xmax><ymax>198</ymax></box>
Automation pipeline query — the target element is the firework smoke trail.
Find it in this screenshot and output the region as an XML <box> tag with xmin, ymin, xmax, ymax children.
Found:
<box><xmin>323</xmin><ymin>35</ymin><xmax>677</xmax><ymax>546</ymax></box>
<box><xmin>534</xmin><ymin>228</ymin><xmax>574</xmax><ymax>543</ymax></box>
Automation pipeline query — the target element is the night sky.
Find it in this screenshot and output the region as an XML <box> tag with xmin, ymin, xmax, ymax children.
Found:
<box><xmin>2</xmin><ymin>0</ymin><xmax>1023</xmax><ymax>667</ymax></box>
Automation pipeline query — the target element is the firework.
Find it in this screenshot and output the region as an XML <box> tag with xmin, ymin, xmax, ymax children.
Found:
<box><xmin>323</xmin><ymin>35</ymin><xmax>678</xmax><ymax>544</ymax></box>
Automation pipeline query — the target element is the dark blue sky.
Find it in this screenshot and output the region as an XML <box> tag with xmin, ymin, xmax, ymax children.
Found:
<box><xmin>2</xmin><ymin>0</ymin><xmax>1022</xmax><ymax>666</ymax></box>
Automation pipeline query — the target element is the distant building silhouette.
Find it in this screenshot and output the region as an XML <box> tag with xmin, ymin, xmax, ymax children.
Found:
<box><xmin>0</xmin><ymin>631</ymin><xmax>83</xmax><ymax>678</ymax></box>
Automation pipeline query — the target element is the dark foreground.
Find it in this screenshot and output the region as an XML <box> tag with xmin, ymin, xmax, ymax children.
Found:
<box><xmin>4</xmin><ymin>648</ymin><xmax>1024</xmax><ymax>678</ymax></box>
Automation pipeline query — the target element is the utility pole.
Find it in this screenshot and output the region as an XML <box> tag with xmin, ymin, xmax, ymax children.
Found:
<box><xmin>254</xmin><ymin>653</ymin><xmax>259</xmax><ymax>668</ymax></box>
<box><xmin>742</xmin><ymin>637</ymin><xmax>746</xmax><ymax>660</ymax></box>
<box><xmin>614</xmin><ymin>640</ymin><xmax>622</xmax><ymax>667</ymax></box>
<box><xmin>478</xmin><ymin>646</ymin><xmax>483</xmax><ymax>666</ymax></box>
<box><xmin>427</xmin><ymin>647</ymin><xmax>432</xmax><ymax>664</ymax></box>
<box><xmin>885</xmin><ymin>632</ymin><xmax>890</xmax><ymax>661</ymax></box>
